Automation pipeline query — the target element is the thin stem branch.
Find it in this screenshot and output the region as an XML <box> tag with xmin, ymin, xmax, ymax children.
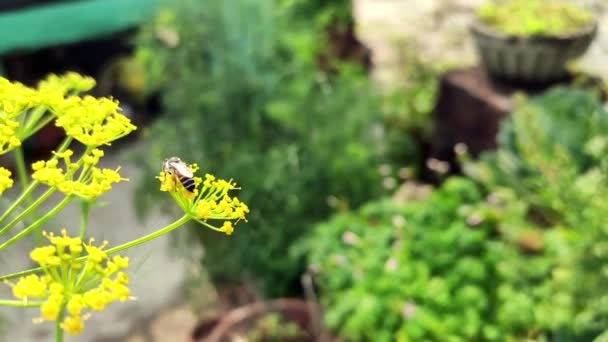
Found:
<box><xmin>0</xmin><ymin>136</ymin><xmax>72</xmax><ymax>226</ymax></box>
<box><xmin>22</xmin><ymin>106</ymin><xmax>47</xmax><ymax>133</ymax></box>
<box><xmin>0</xmin><ymin>299</ymin><xmax>43</xmax><ymax>307</ymax></box>
<box><xmin>0</xmin><ymin>215</ymin><xmax>191</xmax><ymax>281</ymax></box>
<box><xmin>0</xmin><ymin>188</ymin><xmax>55</xmax><ymax>238</ymax></box>
<box><xmin>13</xmin><ymin>147</ymin><xmax>29</xmax><ymax>195</ymax></box>
<box><xmin>25</xmin><ymin>115</ymin><xmax>54</xmax><ymax>139</ymax></box>
<box><xmin>55</xmin><ymin>308</ymin><xmax>65</xmax><ymax>342</ymax></box>
<box><xmin>106</xmin><ymin>215</ymin><xmax>190</xmax><ymax>255</ymax></box>
<box><xmin>79</xmin><ymin>200</ymin><xmax>91</xmax><ymax>239</ymax></box>
<box><xmin>0</xmin><ymin>181</ymin><xmax>38</xmax><ymax>225</ymax></box>
<box><xmin>0</xmin><ymin>196</ymin><xmax>73</xmax><ymax>252</ymax></box>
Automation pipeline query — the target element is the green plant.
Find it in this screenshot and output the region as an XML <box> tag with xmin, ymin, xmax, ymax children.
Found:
<box><xmin>461</xmin><ymin>87</ymin><xmax>608</xmax><ymax>339</ymax></box>
<box><xmin>277</xmin><ymin>0</ymin><xmax>353</xmax><ymax>28</ymax></box>
<box><xmin>302</xmin><ymin>177</ymin><xmax>574</xmax><ymax>341</ymax></box>
<box><xmin>0</xmin><ymin>74</ymin><xmax>248</xmax><ymax>340</ymax></box>
<box><xmin>246</xmin><ymin>313</ymin><xmax>307</xmax><ymax>341</ymax></box>
<box><xmin>478</xmin><ymin>0</ymin><xmax>594</xmax><ymax>36</ymax></box>
<box><xmin>381</xmin><ymin>43</ymin><xmax>441</xmax><ymax>167</ymax></box>
<box><xmin>133</xmin><ymin>0</ymin><xmax>403</xmax><ymax>297</ymax></box>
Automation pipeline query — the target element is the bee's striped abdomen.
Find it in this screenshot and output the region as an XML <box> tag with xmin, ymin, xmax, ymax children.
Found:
<box><xmin>179</xmin><ymin>175</ymin><xmax>196</xmax><ymax>192</ymax></box>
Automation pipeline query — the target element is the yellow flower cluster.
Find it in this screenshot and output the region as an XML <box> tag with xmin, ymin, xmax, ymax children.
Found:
<box><xmin>32</xmin><ymin>149</ymin><xmax>127</xmax><ymax>200</ymax></box>
<box><xmin>53</xmin><ymin>95</ymin><xmax>136</xmax><ymax>147</ymax></box>
<box><xmin>0</xmin><ymin>167</ymin><xmax>13</xmax><ymax>195</ymax></box>
<box><xmin>0</xmin><ymin>78</ymin><xmax>39</xmax><ymax>115</ymax></box>
<box><xmin>8</xmin><ymin>229</ymin><xmax>132</xmax><ymax>335</ymax></box>
<box><xmin>194</xmin><ymin>174</ymin><xmax>249</xmax><ymax>222</ymax></box>
<box><xmin>36</xmin><ymin>72</ymin><xmax>95</xmax><ymax>100</ymax></box>
<box><xmin>0</xmin><ymin>72</ymin><xmax>135</xmax><ymax>157</ymax></box>
<box><xmin>158</xmin><ymin>164</ymin><xmax>249</xmax><ymax>235</ymax></box>
<box><xmin>0</xmin><ymin>112</ymin><xmax>21</xmax><ymax>154</ymax></box>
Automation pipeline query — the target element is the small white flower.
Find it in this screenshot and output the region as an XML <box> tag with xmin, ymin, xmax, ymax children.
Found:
<box><xmin>401</xmin><ymin>301</ymin><xmax>416</xmax><ymax>319</ymax></box>
<box><xmin>342</xmin><ymin>231</ymin><xmax>360</xmax><ymax>245</ymax></box>
<box><xmin>385</xmin><ymin>257</ymin><xmax>398</xmax><ymax>272</ymax></box>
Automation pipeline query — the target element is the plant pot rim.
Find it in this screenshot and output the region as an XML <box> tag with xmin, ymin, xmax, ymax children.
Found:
<box><xmin>470</xmin><ymin>18</ymin><xmax>598</xmax><ymax>42</ymax></box>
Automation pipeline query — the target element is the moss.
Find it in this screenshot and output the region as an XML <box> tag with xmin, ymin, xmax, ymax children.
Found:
<box><xmin>478</xmin><ymin>0</ymin><xmax>593</xmax><ymax>36</ymax></box>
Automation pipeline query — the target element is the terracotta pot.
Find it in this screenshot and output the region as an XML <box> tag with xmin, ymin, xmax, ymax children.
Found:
<box><xmin>471</xmin><ymin>20</ymin><xmax>597</xmax><ymax>83</ymax></box>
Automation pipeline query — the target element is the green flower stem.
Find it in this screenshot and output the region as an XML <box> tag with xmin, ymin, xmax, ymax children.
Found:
<box><xmin>79</xmin><ymin>200</ymin><xmax>91</xmax><ymax>239</ymax></box>
<box><xmin>0</xmin><ymin>195</ymin><xmax>73</xmax><ymax>252</ymax></box>
<box><xmin>0</xmin><ymin>215</ymin><xmax>191</xmax><ymax>281</ymax></box>
<box><xmin>55</xmin><ymin>308</ymin><xmax>65</xmax><ymax>342</ymax></box>
<box><xmin>0</xmin><ymin>188</ymin><xmax>55</xmax><ymax>238</ymax></box>
<box><xmin>105</xmin><ymin>215</ymin><xmax>190</xmax><ymax>255</ymax></box>
<box><xmin>22</xmin><ymin>106</ymin><xmax>48</xmax><ymax>134</ymax></box>
<box><xmin>193</xmin><ymin>217</ymin><xmax>224</xmax><ymax>233</ymax></box>
<box><xmin>0</xmin><ymin>299</ymin><xmax>43</xmax><ymax>307</ymax></box>
<box><xmin>13</xmin><ymin>147</ymin><xmax>29</xmax><ymax>195</ymax></box>
<box><xmin>25</xmin><ymin>115</ymin><xmax>55</xmax><ymax>140</ymax></box>
<box><xmin>0</xmin><ymin>180</ymin><xmax>38</xmax><ymax>225</ymax></box>
<box><xmin>0</xmin><ymin>136</ymin><xmax>73</xmax><ymax>226</ymax></box>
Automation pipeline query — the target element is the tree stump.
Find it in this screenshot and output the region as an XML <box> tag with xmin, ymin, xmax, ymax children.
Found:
<box><xmin>429</xmin><ymin>66</ymin><xmax>570</xmax><ymax>172</ymax></box>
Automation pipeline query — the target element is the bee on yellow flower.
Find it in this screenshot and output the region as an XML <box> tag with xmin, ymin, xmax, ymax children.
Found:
<box><xmin>158</xmin><ymin>157</ymin><xmax>249</xmax><ymax>234</ymax></box>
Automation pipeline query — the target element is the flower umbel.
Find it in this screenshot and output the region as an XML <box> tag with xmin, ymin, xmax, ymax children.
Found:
<box><xmin>53</xmin><ymin>96</ymin><xmax>137</xmax><ymax>147</ymax></box>
<box><xmin>0</xmin><ymin>167</ymin><xmax>13</xmax><ymax>195</ymax></box>
<box><xmin>158</xmin><ymin>160</ymin><xmax>249</xmax><ymax>234</ymax></box>
<box><xmin>6</xmin><ymin>229</ymin><xmax>132</xmax><ymax>335</ymax></box>
<box><xmin>0</xmin><ymin>113</ymin><xmax>21</xmax><ymax>154</ymax></box>
<box><xmin>32</xmin><ymin>149</ymin><xmax>127</xmax><ymax>200</ymax></box>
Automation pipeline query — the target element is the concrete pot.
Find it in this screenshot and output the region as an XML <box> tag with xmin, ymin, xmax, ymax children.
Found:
<box><xmin>471</xmin><ymin>20</ymin><xmax>597</xmax><ymax>83</ymax></box>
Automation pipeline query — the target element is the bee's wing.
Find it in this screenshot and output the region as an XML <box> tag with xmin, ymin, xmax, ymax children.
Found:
<box><xmin>171</xmin><ymin>161</ymin><xmax>194</xmax><ymax>178</ymax></box>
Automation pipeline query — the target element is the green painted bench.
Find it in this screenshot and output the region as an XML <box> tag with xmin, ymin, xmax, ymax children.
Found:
<box><xmin>0</xmin><ymin>0</ymin><xmax>159</xmax><ymax>55</ymax></box>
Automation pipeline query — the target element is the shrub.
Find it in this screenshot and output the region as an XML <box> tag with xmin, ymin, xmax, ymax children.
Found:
<box><xmin>132</xmin><ymin>0</ymin><xmax>410</xmax><ymax>296</ymax></box>
<box><xmin>302</xmin><ymin>177</ymin><xmax>574</xmax><ymax>341</ymax></box>
<box><xmin>462</xmin><ymin>87</ymin><xmax>608</xmax><ymax>339</ymax></box>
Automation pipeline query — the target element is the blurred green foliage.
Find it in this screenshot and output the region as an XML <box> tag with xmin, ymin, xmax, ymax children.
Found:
<box><xmin>478</xmin><ymin>0</ymin><xmax>594</xmax><ymax>36</ymax></box>
<box><xmin>302</xmin><ymin>177</ymin><xmax>574</xmax><ymax>341</ymax></box>
<box><xmin>304</xmin><ymin>87</ymin><xmax>608</xmax><ymax>341</ymax></box>
<box><xmin>277</xmin><ymin>0</ymin><xmax>353</xmax><ymax>28</ymax></box>
<box><xmin>463</xmin><ymin>87</ymin><xmax>608</xmax><ymax>339</ymax></box>
<box><xmin>132</xmin><ymin>0</ymin><xmax>438</xmax><ymax>297</ymax></box>
<box><xmin>246</xmin><ymin>313</ymin><xmax>307</xmax><ymax>341</ymax></box>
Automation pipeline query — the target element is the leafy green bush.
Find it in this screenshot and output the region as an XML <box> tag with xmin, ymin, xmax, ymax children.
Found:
<box><xmin>303</xmin><ymin>177</ymin><xmax>574</xmax><ymax>341</ymax></box>
<box><xmin>278</xmin><ymin>0</ymin><xmax>353</xmax><ymax>28</ymax></box>
<box><xmin>132</xmin><ymin>0</ymin><xmax>412</xmax><ymax>296</ymax></box>
<box><xmin>381</xmin><ymin>45</ymin><xmax>440</xmax><ymax>167</ymax></box>
<box><xmin>478</xmin><ymin>0</ymin><xmax>594</xmax><ymax>36</ymax></box>
<box><xmin>462</xmin><ymin>87</ymin><xmax>608</xmax><ymax>339</ymax></box>
<box><xmin>466</xmin><ymin>88</ymin><xmax>608</xmax><ymax>224</ymax></box>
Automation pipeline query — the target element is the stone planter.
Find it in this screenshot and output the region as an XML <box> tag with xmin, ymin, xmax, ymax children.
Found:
<box><xmin>471</xmin><ymin>20</ymin><xmax>597</xmax><ymax>83</ymax></box>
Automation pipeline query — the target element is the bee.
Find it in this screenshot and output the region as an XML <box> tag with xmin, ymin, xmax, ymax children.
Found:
<box><xmin>162</xmin><ymin>157</ymin><xmax>196</xmax><ymax>192</ymax></box>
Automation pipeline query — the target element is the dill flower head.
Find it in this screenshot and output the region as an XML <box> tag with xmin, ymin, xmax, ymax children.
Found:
<box><xmin>0</xmin><ymin>72</ymin><xmax>101</xmax><ymax>155</ymax></box>
<box><xmin>32</xmin><ymin>149</ymin><xmax>128</xmax><ymax>200</ymax></box>
<box><xmin>158</xmin><ymin>160</ymin><xmax>249</xmax><ymax>235</ymax></box>
<box><xmin>37</xmin><ymin>72</ymin><xmax>95</xmax><ymax>96</ymax></box>
<box><xmin>7</xmin><ymin>229</ymin><xmax>132</xmax><ymax>335</ymax></box>
<box><xmin>0</xmin><ymin>167</ymin><xmax>13</xmax><ymax>195</ymax></box>
<box><xmin>53</xmin><ymin>95</ymin><xmax>137</xmax><ymax>147</ymax></box>
<box><xmin>0</xmin><ymin>113</ymin><xmax>21</xmax><ymax>155</ymax></box>
<box><xmin>0</xmin><ymin>78</ymin><xmax>38</xmax><ymax>114</ymax></box>
<box><xmin>0</xmin><ymin>78</ymin><xmax>31</xmax><ymax>154</ymax></box>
